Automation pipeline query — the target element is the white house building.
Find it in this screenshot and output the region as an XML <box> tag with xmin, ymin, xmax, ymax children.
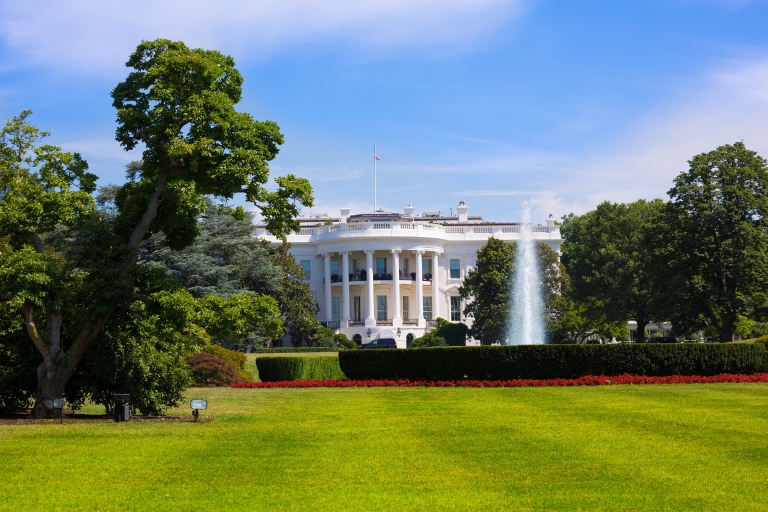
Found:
<box><xmin>254</xmin><ymin>202</ymin><xmax>563</xmax><ymax>348</ymax></box>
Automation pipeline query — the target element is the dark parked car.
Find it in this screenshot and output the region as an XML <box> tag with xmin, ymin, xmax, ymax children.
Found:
<box><xmin>360</xmin><ymin>338</ymin><xmax>398</xmax><ymax>349</ymax></box>
<box><xmin>650</xmin><ymin>336</ymin><xmax>681</xmax><ymax>343</ymax></box>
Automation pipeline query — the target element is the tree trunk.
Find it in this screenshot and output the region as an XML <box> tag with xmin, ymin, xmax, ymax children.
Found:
<box><xmin>636</xmin><ymin>315</ymin><xmax>648</xmax><ymax>343</ymax></box>
<box><xmin>718</xmin><ymin>322</ymin><xmax>735</xmax><ymax>342</ymax></box>
<box><xmin>31</xmin><ymin>363</ymin><xmax>70</xmax><ymax>419</ymax></box>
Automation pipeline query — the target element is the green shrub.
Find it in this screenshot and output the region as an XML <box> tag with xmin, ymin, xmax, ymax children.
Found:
<box><xmin>251</xmin><ymin>347</ymin><xmax>338</xmax><ymax>353</ymax></box>
<box><xmin>412</xmin><ymin>334</ymin><xmax>447</xmax><ymax>348</ymax></box>
<box><xmin>186</xmin><ymin>352</ymin><xmax>243</xmax><ymax>386</ymax></box>
<box><xmin>256</xmin><ymin>356</ymin><xmax>346</xmax><ymax>381</ymax></box>
<box><xmin>338</xmin><ymin>343</ymin><xmax>766</xmax><ymax>381</ymax></box>
<box><xmin>754</xmin><ymin>335</ymin><xmax>768</xmax><ymax>344</ymax></box>
<box><xmin>334</xmin><ymin>333</ymin><xmax>356</xmax><ymax>350</ymax></box>
<box><xmin>203</xmin><ymin>344</ymin><xmax>253</xmax><ymax>382</ymax></box>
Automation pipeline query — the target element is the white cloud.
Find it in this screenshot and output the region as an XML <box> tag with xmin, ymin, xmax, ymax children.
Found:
<box><xmin>0</xmin><ymin>0</ymin><xmax>522</xmax><ymax>73</ymax></box>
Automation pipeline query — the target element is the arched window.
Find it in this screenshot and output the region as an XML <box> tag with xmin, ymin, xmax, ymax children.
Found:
<box><xmin>406</xmin><ymin>333</ymin><xmax>414</xmax><ymax>348</ymax></box>
<box><xmin>353</xmin><ymin>334</ymin><xmax>362</xmax><ymax>347</ymax></box>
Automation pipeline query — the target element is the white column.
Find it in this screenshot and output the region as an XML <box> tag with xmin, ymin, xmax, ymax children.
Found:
<box><xmin>341</xmin><ymin>251</ymin><xmax>350</xmax><ymax>327</ymax></box>
<box><xmin>365</xmin><ymin>250</ymin><xmax>375</xmax><ymax>327</ymax></box>
<box><xmin>415</xmin><ymin>250</ymin><xmax>424</xmax><ymax>327</ymax></box>
<box><xmin>323</xmin><ymin>253</ymin><xmax>332</xmax><ymax>323</ymax></box>
<box><xmin>391</xmin><ymin>249</ymin><xmax>401</xmax><ymax>327</ymax></box>
<box><xmin>432</xmin><ymin>252</ymin><xmax>440</xmax><ymax>321</ymax></box>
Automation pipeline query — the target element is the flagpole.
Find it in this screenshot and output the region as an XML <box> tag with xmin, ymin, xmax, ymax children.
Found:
<box><xmin>374</xmin><ymin>143</ymin><xmax>377</xmax><ymax>213</ymax></box>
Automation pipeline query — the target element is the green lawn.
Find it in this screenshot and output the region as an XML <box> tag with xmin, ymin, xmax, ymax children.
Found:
<box><xmin>1</xmin><ymin>384</ymin><xmax>767</xmax><ymax>511</ymax></box>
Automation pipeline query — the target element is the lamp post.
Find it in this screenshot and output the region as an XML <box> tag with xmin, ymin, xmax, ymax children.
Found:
<box><xmin>53</xmin><ymin>398</ymin><xmax>64</xmax><ymax>424</ymax></box>
<box><xmin>190</xmin><ymin>399</ymin><xmax>208</xmax><ymax>422</ymax></box>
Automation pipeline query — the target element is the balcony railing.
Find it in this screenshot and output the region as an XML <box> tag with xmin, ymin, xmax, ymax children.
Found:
<box><xmin>376</xmin><ymin>319</ymin><xmax>393</xmax><ymax>326</ymax></box>
<box><xmin>348</xmin><ymin>320</ymin><xmax>365</xmax><ymax>327</ymax></box>
<box><xmin>402</xmin><ymin>319</ymin><xmax>419</xmax><ymax>326</ymax></box>
<box><xmin>323</xmin><ymin>321</ymin><xmax>340</xmax><ymax>330</ymax></box>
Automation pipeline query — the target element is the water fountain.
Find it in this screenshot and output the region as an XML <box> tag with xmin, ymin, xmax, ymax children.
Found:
<box><xmin>508</xmin><ymin>202</ymin><xmax>545</xmax><ymax>345</ymax></box>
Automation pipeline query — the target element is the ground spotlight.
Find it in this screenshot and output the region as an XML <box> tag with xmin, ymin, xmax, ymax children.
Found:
<box><xmin>190</xmin><ymin>399</ymin><xmax>207</xmax><ymax>422</ymax></box>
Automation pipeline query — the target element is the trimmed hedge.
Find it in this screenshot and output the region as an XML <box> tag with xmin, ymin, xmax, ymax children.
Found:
<box><xmin>251</xmin><ymin>347</ymin><xmax>339</xmax><ymax>353</ymax></box>
<box><xmin>256</xmin><ymin>356</ymin><xmax>346</xmax><ymax>382</ymax></box>
<box><xmin>338</xmin><ymin>343</ymin><xmax>766</xmax><ymax>381</ymax></box>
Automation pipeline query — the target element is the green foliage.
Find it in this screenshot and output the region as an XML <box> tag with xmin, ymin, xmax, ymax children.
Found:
<box><xmin>656</xmin><ymin>142</ymin><xmax>768</xmax><ymax>341</ymax></box>
<box><xmin>334</xmin><ymin>333</ymin><xmax>356</xmax><ymax>350</ymax></box>
<box><xmin>412</xmin><ymin>334</ymin><xmax>447</xmax><ymax>348</ymax></box>
<box><xmin>112</xmin><ymin>38</ymin><xmax>313</xmax><ymax>241</ymax></box>
<box><xmin>186</xmin><ymin>352</ymin><xmax>243</xmax><ymax>387</ymax></box>
<box><xmin>203</xmin><ymin>344</ymin><xmax>253</xmax><ymax>382</ymax></box>
<box><xmin>268</xmin><ymin>243</ymin><xmax>322</xmax><ymax>346</ymax></box>
<box><xmin>255</xmin><ymin>356</ymin><xmax>345</xmax><ymax>381</ymax></box>
<box><xmin>315</xmin><ymin>326</ymin><xmax>337</xmax><ymax>348</ymax></box>
<box><xmin>459</xmin><ymin>238</ymin><xmax>565</xmax><ymax>344</ymax></box>
<box><xmin>561</xmin><ymin>199</ymin><xmax>664</xmax><ymax>342</ymax></box>
<box><xmin>339</xmin><ymin>343</ymin><xmax>765</xmax><ymax>380</ymax></box>
<box><xmin>250</xmin><ymin>347</ymin><xmax>338</xmax><ymax>353</ymax></box>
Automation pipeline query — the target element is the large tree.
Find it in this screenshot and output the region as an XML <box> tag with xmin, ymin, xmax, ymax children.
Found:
<box><xmin>0</xmin><ymin>39</ymin><xmax>312</xmax><ymax>417</ymax></box>
<box><xmin>560</xmin><ymin>200</ymin><xmax>664</xmax><ymax>342</ymax></box>
<box><xmin>459</xmin><ymin>237</ymin><xmax>564</xmax><ymax>344</ymax></box>
<box><xmin>657</xmin><ymin>142</ymin><xmax>768</xmax><ymax>341</ymax></box>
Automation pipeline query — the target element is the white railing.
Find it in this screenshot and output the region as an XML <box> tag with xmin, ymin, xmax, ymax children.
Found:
<box><xmin>258</xmin><ymin>222</ymin><xmax>559</xmax><ymax>240</ymax></box>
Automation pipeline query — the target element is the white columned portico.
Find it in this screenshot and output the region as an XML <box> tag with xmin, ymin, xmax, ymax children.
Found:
<box><xmin>391</xmin><ymin>249</ymin><xmax>401</xmax><ymax>327</ymax></box>
<box><xmin>341</xmin><ymin>251</ymin><xmax>350</xmax><ymax>328</ymax></box>
<box><xmin>415</xmin><ymin>250</ymin><xmax>424</xmax><ymax>327</ymax></box>
<box><xmin>323</xmin><ymin>253</ymin><xmax>332</xmax><ymax>323</ymax></box>
<box><xmin>365</xmin><ymin>249</ymin><xmax>375</xmax><ymax>327</ymax></box>
<box><xmin>432</xmin><ymin>252</ymin><xmax>440</xmax><ymax>321</ymax></box>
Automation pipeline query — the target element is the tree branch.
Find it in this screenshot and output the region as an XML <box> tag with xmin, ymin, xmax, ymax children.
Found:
<box><xmin>0</xmin><ymin>292</ymin><xmax>13</xmax><ymax>301</ymax></box>
<box><xmin>122</xmin><ymin>290</ymin><xmax>149</xmax><ymax>301</ymax></box>
<box><xmin>21</xmin><ymin>301</ymin><xmax>54</xmax><ymax>372</ymax></box>
<box><xmin>25</xmin><ymin>233</ymin><xmax>44</xmax><ymax>253</ymax></box>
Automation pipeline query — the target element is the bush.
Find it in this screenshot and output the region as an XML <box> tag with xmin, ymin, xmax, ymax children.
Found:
<box><xmin>251</xmin><ymin>347</ymin><xmax>338</xmax><ymax>353</ymax></box>
<box><xmin>338</xmin><ymin>343</ymin><xmax>766</xmax><ymax>381</ymax></box>
<box><xmin>186</xmin><ymin>352</ymin><xmax>243</xmax><ymax>386</ymax></box>
<box><xmin>315</xmin><ymin>326</ymin><xmax>337</xmax><ymax>348</ymax></box>
<box><xmin>203</xmin><ymin>344</ymin><xmax>253</xmax><ymax>382</ymax></box>
<box><xmin>256</xmin><ymin>356</ymin><xmax>346</xmax><ymax>382</ymax></box>
<box><xmin>334</xmin><ymin>333</ymin><xmax>356</xmax><ymax>350</ymax></box>
<box><xmin>754</xmin><ymin>335</ymin><xmax>768</xmax><ymax>344</ymax></box>
<box><xmin>412</xmin><ymin>334</ymin><xmax>447</xmax><ymax>348</ymax></box>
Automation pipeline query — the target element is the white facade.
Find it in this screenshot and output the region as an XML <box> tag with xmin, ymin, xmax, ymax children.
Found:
<box><xmin>254</xmin><ymin>202</ymin><xmax>563</xmax><ymax>348</ymax></box>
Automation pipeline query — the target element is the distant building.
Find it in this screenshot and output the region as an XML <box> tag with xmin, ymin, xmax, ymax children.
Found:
<box><xmin>254</xmin><ymin>202</ymin><xmax>563</xmax><ymax>347</ymax></box>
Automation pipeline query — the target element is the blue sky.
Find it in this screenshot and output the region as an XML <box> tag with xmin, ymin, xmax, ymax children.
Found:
<box><xmin>2</xmin><ymin>0</ymin><xmax>768</xmax><ymax>222</ymax></box>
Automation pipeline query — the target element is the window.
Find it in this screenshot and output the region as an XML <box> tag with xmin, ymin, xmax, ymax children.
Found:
<box><xmin>353</xmin><ymin>259</ymin><xmax>360</xmax><ymax>272</ymax></box>
<box><xmin>330</xmin><ymin>260</ymin><xmax>339</xmax><ymax>275</ymax></box>
<box><xmin>402</xmin><ymin>258</ymin><xmax>409</xmax><ymax>273</ymax></box>
<box><xmin>423</xmin><ymin>297</ymin><xmax>432</xmax><ymax>321</ymax></box>
<box><xmin>376</xmin><ymin>257</ymin><xmax>387</xmax><ymax>276</ymax></box>
<box><xmin>450</xmin><ymin>259</ymin><xmax>461</xmax><ymax>279</ymax></box>
<box><xmin>332</xmin><ymin>297</ymin><xmax>340</xmax><ymax>322</ymax></box>
<box><xmin>422</xmin><ymin>258</ymin><xmax>432</xmax><ymax>277</ymax></box>
<box><xmin>300</xmin><ymin>260</ymin><xmax>311</xmax><ymax>280</ymax></box>
<box><xmin>402</xmin><ymin>296</ymin><xmax>410</xmax><ymax>320</ymax></box>
<box><xmin>377</xmin><ymin>295</ymin><xmax>387</xmax><ymax>321</ymax></box>
<box><xmin>353</xmin><ymin>296</ymin><xmax>361</xmax><ymax>321</ymax></box>
<box><xmin>450</xmin><ymin>297</ymin><xmax>461</xmax><ymax>322</ymax></box>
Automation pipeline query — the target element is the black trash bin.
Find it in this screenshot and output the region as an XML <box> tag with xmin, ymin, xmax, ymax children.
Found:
<box><xmin>113</xmin><ymin>394</ymin><xmax>130</xmax><ymax>422</ymax></box>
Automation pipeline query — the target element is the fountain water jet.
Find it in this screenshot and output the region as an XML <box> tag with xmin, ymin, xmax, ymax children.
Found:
<box><xmin>508</xmin><ymin>202</ymin><xmax>545</xmax><ymax>345</ymax></box>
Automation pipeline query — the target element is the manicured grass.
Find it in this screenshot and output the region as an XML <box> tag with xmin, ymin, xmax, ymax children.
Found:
<box><xmin>1</xmin><ymin>384</ymin><xmax>767</xmax><ymax>510</ymax></box>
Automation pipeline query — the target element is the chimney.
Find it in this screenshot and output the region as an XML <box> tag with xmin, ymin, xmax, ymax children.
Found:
<box><xmin>546</xmin><ymin>214</ymin><xmax>555</xmax><ymax>227</ymax></box>
<box><xmin>404</xmin><ymin>204</ymin><xmax>415</xmax><ymax>217</ymax></box>
<box><xmin>340</xmin><ymin>208</ymin><xmax>351</xmax><ymax>223</ymax></box>
<box><xmin>457</xmin><ymin>201</ymin><xmax>469</xmax><ymax>223</ymax></box>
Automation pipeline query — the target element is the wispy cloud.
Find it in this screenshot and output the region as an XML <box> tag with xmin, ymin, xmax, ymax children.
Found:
<box><xmin>0</xmin><ymin>0</ymin><xmax>523</xmax><ymax>73</ymax></box>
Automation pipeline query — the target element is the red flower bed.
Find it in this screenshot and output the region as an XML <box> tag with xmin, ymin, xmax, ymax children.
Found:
<box><xmin>232</xmin><ymin>373</ymin><xmax>768</xmax><ymax>389</ymax></box>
